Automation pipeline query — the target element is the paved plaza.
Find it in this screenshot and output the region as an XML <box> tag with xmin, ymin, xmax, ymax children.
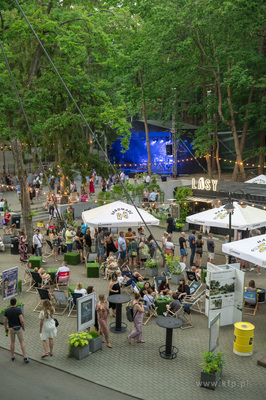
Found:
<box><xmin>0</xmin><ymin>185</ymin><xmax>265</xmax><ymax>399</ymax></box>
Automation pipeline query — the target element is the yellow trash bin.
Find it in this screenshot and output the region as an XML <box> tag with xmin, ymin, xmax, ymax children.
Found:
<box><xmin>233</xmin><ymin>322</ymin><xmax>255</xmax><ymax>356</ymax></box>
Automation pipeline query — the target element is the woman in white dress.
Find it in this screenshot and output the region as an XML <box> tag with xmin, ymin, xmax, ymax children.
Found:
<box><xmin>39</xmin><ymin>299</ymin><xmax>57</xmax><ymax>358</ymax></box>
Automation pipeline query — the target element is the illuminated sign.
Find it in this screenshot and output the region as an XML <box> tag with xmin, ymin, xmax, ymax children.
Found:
<box><xmin>192</xmin><ymin>177</ymin><xmax>218</xmax><ymax>191</ymax></box>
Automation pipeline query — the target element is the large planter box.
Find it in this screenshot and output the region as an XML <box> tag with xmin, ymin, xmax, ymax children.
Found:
<box><xmin>171</xmin><ymin>273</ymin><xmax>184</xmax><ymax>285</ymax></box>
<box><xmin>200</xmin><ymin>371</ymin><xmax>220</xmax><ymax>390</ymax></box>
<box><xmin>64</xmin><ymin>252</ymin><xmax>80</xmax><ymax>265</ymax></box>
<box><xmin>29</xmin><ymin>256</ymin><xmax>42</xmax><ymax>269</ymax></box>
<box><xmin>71</xmin><ymin>343</ymin><xmax>91</xmax><ymax>360</ymax></box>
<box><xmin>46</xmin><ymin>268</ymin><xmax>58</xmax><ymax>282</ymax></box>
<box><xmin>146</xmin><ymin>267</ymin><xmax>158</xmax><ymax>277</ymax></box>
<box><xmin>89</xmin><ymin>335</ymin><xmax>102</xmax><ymax>353</ymax></box>
<box><xmin>86</xmin><ymin>263</ymin><xmax>100</xmax><ymax>278</ymax></box>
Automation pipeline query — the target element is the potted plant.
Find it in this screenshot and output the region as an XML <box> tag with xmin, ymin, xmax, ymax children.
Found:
<box><xmin>145</xmin><ymin>258</ymin><xmax>159</xmax><ymax>277</ymax></box>
<box><xmin>200</xmin><ymin>351</ymin><xmax>225</xmax><ymax>390</ymax></box>
<box><xmin>87</xmin><ymin>330</ymin><xmax>102</xmax><ymax>353</ymax></box>
<box><xmin>164</xmin><ymin>254</ymin><xmax>184</xmax><ymax>284</ymax></box>
<box><xmin>67</xmin><ymin>331</ymin><xmax>91</xmax><ymax>360</ymax></box>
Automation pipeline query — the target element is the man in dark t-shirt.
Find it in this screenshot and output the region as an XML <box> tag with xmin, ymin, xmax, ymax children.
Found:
<box><xmin>166</xmin><ymin>213</ymin><xmax>175</xmax><ymax>234</ymax></box>
<box><xmin>4</xmin><ymin>297</ymin><xmax>29</xmax><ymax>363</ymax></box>
<box><xmin>179</xmin><ymin>232</ymin><xmax>188</xmax><ymax>264</ymax></box>
<box><xmin>164</xmin><ymin>293</ymin><xmax>181</xmax><ymax>316</ymax></box>
<box><xmin>188</xmin><ymin>230</ymin><xmax>196</xmax><ymax>266</ymax></box>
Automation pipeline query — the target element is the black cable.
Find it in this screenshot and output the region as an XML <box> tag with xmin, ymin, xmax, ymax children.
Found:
<box><xmin>13</xmin><ymin>0</ymin><xmax>162</xmax><ymax>253</ymax></box>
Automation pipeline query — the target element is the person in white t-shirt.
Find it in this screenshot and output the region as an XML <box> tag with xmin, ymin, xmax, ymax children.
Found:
<box><xmin>32</xmin><ymin>229</ymin><xmax>43</xmax><ymax>258</ymax></box>
<box><xmin>56</xmin><ymin>261</ymin><xmax>70</xmax><ymax>277</ymax></box>
<box><xmin>74</xmin><ymin>282</ymin><xmax>87</xmax><ymax>295</ymax></box>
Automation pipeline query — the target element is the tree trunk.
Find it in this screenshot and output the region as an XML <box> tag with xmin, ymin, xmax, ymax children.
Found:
<box><xmin>11</xmin><ymin>135</ymin><xmax>33</xmax><ymax>242</ymax></box>
<box><xmin>58</xmin><ymin>140</ymin><xmax>67</xmax><ymax>193</ymax></box>
<box><xmin>227</xmin><ymin>65</ymin><xmax>246</xmax><ymax>181</ymax></box>
<box><xmin>259</xmin><ymin>131</ymin><xmax>265</xmax><ymax>175</ymax></box>
<box><xmin>139</xmin><ymin>70</ymin><xmax>152</xmax><ymax>176</ymax></box>
<box><xmin>200</xmin><ymin>51</ymin><xmax>212</xmax><ymax>178</ymax></box>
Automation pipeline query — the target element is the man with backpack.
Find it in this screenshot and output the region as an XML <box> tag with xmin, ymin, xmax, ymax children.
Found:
<box><xmin>166</xmin><ymin>213</ymin><xmax>176</xmax><ymax>234</ymax></box>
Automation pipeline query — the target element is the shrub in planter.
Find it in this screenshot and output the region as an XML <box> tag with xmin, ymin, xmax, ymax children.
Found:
<box><xmin>200</xmin><ymin>351</ymin><xmax>225</xmax><ymax>390</ymax></box>
<box><xmin>87</xmin><ymin>330</ymin><xmax>102</xmax><ymax>353</ymax></box>
<box><xmin>145</xmin><ymin>259</ymin><xmax>159</xmax><ymax>277</ymax></box>
<box><xmin>164</xmin><ymin>254</ymin><xmax>184</xmax><ymax>283</ymax></box>
<box><xmin>67</xmin><ymin>331</ymin><xmax>91</xmax><ymax>360</ymax></box>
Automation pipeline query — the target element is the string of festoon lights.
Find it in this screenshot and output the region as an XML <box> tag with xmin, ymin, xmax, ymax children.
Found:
<box><xmin>1</xmin><ymin>144</ymin><xmax>264</xmax><ymax>168</ymax></box>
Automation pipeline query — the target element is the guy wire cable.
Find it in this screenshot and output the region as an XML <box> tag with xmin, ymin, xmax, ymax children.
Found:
<box><xmin>179</xmin><ymin>138</ymin><xmax>208</xmax><ymax>174</ymax></box>
<box><xmin>13</xmin><ymin>0</ymin><xmax>162</xmax><ymax>252</ymax></box>
<box><xmin>0</xmin><ymin>40</ymin><xmax>65</xmax><ymax>228</ymax></box>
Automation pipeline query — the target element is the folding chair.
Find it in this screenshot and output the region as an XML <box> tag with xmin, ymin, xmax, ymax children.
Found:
<box><xmin>27</xmin><ymin>270</ymin><xmax>46</xmax><ymax>293</ymax></box>
<box><xmin>139</xmin><ymin>298</ymin><xmax>158</xmax><ymax>326</ymax></box>
<box><xmin>33</xmin><ymin>287</ymin><xmax>51</xmax><ymax>312</ymax></box>
<box><xmin>154</xmin><ymin>276</ymin><xmax>168</xmax><ymax>296</ymax></box>
<box><xmin>183</xmin><ymin>291</ymin><xmax>206</xmax><ymax>314</ymax></box>
<box><xmin>68</xmin><ymin>292</ymin><xmax>83</xmax><ymax>317</ymax></box>
<box><xmin>87</xmin><ymin>252</ymin><xmax>98</xmax><ymax>263</ymax></box>
<box><xmin>187</xmin><ymin>280</ymin><xmax>202</xmax><ymax>298</ymax></box>
<box><xmin>167</xmin><ymin>305</ymin><xmax>193</xmax><ymax>329</ymax></box>
<box><xmin>43</xmin><ymin>239</ymin><xmax>53</xmax><ymax>259</ymax></box>
<box><xmin>55</xmin><ymin>270</ymin><xmax>70</xmax><ymax>290</ymax></box>
<box><xmin>243</xmin><ymin>291</ymin><xmax>258</xmax><ymax>316</ymax></box>
<box><xmin>131</xmin><ymin>281</ymin><xmax>140</xmax><ymax>294</ymax></box>
<box><xmin>52</xmin><ymin>290</ymin><xmax>69</xmax><ymax>315</ymax></box>
<box><xmin>120</xmin><ymin>278</ymin><xmax>132</xmax><ymax>295</ymax></box>
<box><xmin>186</xmin><ymin>270</ymin><xmax>197</xmax><ymax>282</ymax></box>
<box><xmin>21</xmin><ymin>263</ymin><xmax>32</xmax><ymax>285</ymax></box>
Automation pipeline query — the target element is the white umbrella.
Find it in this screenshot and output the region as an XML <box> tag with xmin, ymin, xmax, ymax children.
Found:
<box><xmin>82</xmin><ymin>201</ymin><xmax>160</xmax><ymax>228</ymax></box>
<box><xmin>222</xmin><ymin>234</ymin><xmax>266</xmax><ymax>268</ymax></box>
<box><xmin>186</xmin><ymin>202</ymin><xmax>266</xmax><ymax>230</ymax></box>
<box><xmin>245</xmin><ymin>174</ymin><xmax>266</xmax><ymax>185</ymax></box>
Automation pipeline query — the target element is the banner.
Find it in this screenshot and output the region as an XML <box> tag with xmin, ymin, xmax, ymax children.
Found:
<box><xmin>2</xmin><ymin>267</ymin><xmax>18</xmax><ymax>301</ymax></box>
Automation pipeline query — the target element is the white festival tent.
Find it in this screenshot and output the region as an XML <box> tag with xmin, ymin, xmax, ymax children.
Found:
<box><xmin>82</xmin><ymin>201</ymin><xmax>160</xmax><ymax>228</ymax></box>
<box><xmin>186</xmin><ymin>201</ymin><xmax>266</xmax><ymax>230</ymax></box>
<box><xmin>245</xmin><ymin>174</ymin><xmax>266</xmax><ymax>185</ymax></box>
<box><xmin>222</xmin><ymin>234</ymin><xmax>266</xmax><ymax>268</ymax></box>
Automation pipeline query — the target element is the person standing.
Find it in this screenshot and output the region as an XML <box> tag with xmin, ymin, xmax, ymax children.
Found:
<box><xmin>39</xmin><ymin>299</ymin><xmax>57</xmax><ymax>358</ymax></box>
<box><xmin>195</xmin><ymin>234</ymin><xmax>204</xmax><ymax>268</ymax></box>
<box><xmin>166</xmin><ymin>213</ymin><xmax>175</xmax><ymax>234</ymax></box>
<box><xmin>188</xmin><ymin>230</ymin><xmax>196</xmax><ymax>266</ymax></box>
<box><xmin>96</xmin><ymin>294</ymin><xmax>112</xmax><ymax>348</ymax></box>
<box><xmin>65</xmin><ymin>226</ymin><xmax>74</xmax><ymax>253</ymax></box>
<box><xmin>118</xmin><ymin>231</ymin><xmax>126</xmax><ymax>267</ymax></box>
<box><xmin>3</xmin><ymin>297</ymin><xmax>29</xmax><ymax>363</ymax></box>
<box><xmin>97</xmin><ymin>228</ymin><xmax>105</xmax><ymax>266</ymax></box>
<box><xmin>127</xmin><ymin>293</ymin><xmax>145</xmax><ymax>344</ymax></box>
<box><xmin>207</xmin><ymin>233</ymin><xmax>216</xmax><ymax>262</ymax></box>
<box><xmin>179</xmin><ymin>232</ymin><xmax>188</xmax><ymax>264</ymax></box>
<box><xmin>32</xmin><ymin>229</ymin><xmax>44</xmax><ymax>260</ymax></box>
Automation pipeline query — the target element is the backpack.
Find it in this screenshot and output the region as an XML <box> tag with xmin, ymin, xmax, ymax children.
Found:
<box><xmin>126</xmin><ymin>303</ymin><xmax>138</xmax><ymax>322</ymax></box>
<box><xmin>172</xmin><ymin>218</ymin><xmax>177</xmax><ymax>231</ymax></box>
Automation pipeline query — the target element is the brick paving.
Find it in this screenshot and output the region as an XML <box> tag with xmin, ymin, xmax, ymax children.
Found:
<box><xmin>0</xmin><ymin>187</ymin><xmax>265</xmax><ymax>399</ymax></box>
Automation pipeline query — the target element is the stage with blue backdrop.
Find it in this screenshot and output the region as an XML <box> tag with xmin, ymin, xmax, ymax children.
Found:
<box><xmin>109</xmin><ymin>120</ymin><xmax>206</xmax><ymax>176</ymax></box>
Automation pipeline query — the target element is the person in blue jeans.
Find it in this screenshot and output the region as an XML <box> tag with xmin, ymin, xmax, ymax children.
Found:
<box><xmin>188</xmin><ymin>230</ymin><xmax>196</xmax><ymax>266</ymax></box>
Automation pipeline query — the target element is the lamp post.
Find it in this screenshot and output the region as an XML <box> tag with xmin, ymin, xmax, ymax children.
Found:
<box><xmin>224</xmin><ymin>201</ymin><xmax>235</xmax><ymax>263</ymax></box>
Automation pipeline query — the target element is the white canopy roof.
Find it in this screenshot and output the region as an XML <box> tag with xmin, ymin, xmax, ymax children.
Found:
<box><xmin>82</xmin><ymin>201</ymin><xmax>160</xmax><ymax>228</ymax></box>
<box><xmin>245</xmin><ymin>174</ymin><xmax>266</xmax><ymax>184</ymax></box>
<box><xmin>222</xmin><ymin>234</ymin><xmax>266</xmax><ymax>268</ymax></box>
<box><xmin>186</xmin><ymin>202</ymin><xmax>266</xmax><ymax>230</ymax></box>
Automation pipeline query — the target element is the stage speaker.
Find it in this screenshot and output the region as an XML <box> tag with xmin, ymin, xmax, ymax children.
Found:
<box><xmin>128</xmin><ymin>172</ymin><xmax>135</xmax><ymax>178</ymax></box>
<box><xmin>166</xmin><ymin>144</ymin><xmax>172</xmax><ymax>155</ymax></box>
<box><xmin>161</xmin><ymin>176</ymin><xmax>167</xmax><ymax>182</ymax></box>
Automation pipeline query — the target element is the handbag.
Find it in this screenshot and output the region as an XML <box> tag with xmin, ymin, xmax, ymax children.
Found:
<box><xmin>53</xmin><ymin>317</ymin><xmax>59</xmax><ymax>327</ymax></box>
<box><xmin>132</xmin><ymin>251</ymin><xmax>137</xmax><ymax>257</ymax></box>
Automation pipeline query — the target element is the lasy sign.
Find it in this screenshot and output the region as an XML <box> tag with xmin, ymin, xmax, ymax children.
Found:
<box><xmin>192</xmin><ymin>177</ymin><xmax>218</xmax><ymax>191</ymax></box>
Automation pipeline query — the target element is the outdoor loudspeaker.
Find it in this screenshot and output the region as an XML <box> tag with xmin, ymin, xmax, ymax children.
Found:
<box><xmin>166</xmin><ymin>144</ymin><xmax>172</xmax><ymax>155</ymax></box>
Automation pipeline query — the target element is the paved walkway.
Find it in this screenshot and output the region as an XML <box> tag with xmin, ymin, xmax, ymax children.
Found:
<box><xmin>0</xmin><ymin>187</ymin><xmax>266</xmax><ymax>399</ymax></box>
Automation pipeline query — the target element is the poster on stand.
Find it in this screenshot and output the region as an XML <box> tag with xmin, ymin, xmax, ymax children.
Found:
<box><xmin>77</xmin><ymin>293</ymin><xmax>95</xmax><ymax>331</ymax></box>
<box><xmin>2</xmin><ymin>267</ymin><xmax>18</xmax><ymax>301</ymax></box>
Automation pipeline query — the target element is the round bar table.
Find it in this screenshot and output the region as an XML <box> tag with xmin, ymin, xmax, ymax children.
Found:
<box><xmin>107</xmin><ymin>294</ymin><xmax>131</xmax><ymax>334</ymax></box>
<box><xmin>156</xmin><ymin>317</ymin><xmax>183</xmax><ymax>359</ymax></box>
